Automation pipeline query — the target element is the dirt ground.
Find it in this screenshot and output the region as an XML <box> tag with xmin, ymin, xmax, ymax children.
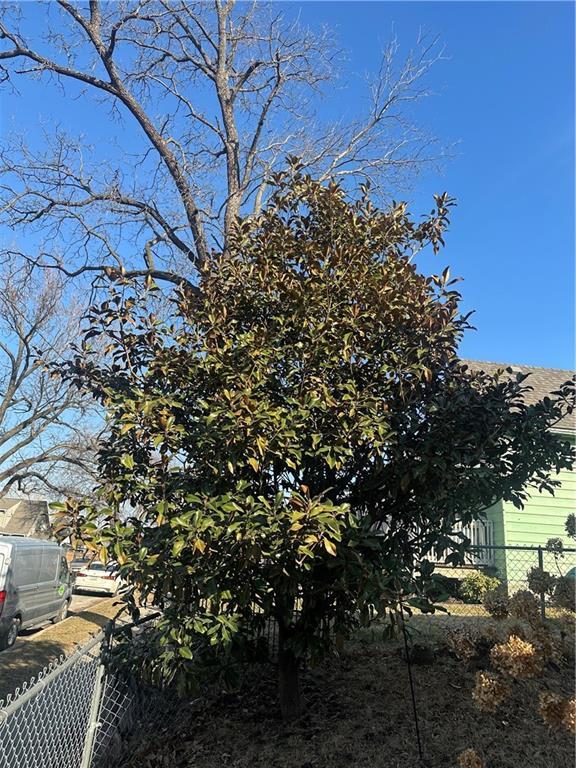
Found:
<box><xmin>121</xmin><ymin>616</ymin><xmax>575</xmax><ymax>768</ymax></box>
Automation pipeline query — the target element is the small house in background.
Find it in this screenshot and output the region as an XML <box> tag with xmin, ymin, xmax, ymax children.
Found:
<box><xmin>471</xmin><ymin>362</ymin><xmax>575</xmax><ymax>584</ymax></box>
<box><xmin>0</xmin><ymin>497</ymin><xmax>52</xmax><ymax>539</ymax></box>
<box><xmin>436</xmin><ymin>361</ymin><xmax>575</xmax><ymax>587</ymax></box>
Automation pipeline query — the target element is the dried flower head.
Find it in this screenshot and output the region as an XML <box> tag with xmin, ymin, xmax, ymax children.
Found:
<box><xmin>538</xmin><ymin>692</ymin><xmax>565</xmax><ymax>728</ymax></box>
<box><xmin>483</xmin><ymin>586</ymin><xmax>509</xmax><ymax>620</ymax></box>
<box><xmin>472</xmin><ymin>671</ymin><xmax>510</xmax><ymax>712</ymax></box>
<box><xmin>506</xmin><ymin>622</ymin><xmax>528</xmax><ymax>640</ymax></box>
<box><xmin>527</xmin><ymin>566</ymin><xmax>556</xmax><ymax>597</ymax></box>
<box><xmin>446</xmin><ymin>627</ymin><xmax>478</xmax><ymax>661</ymax></box>
<box><xmin>529</xmin><ymin>625</ymin><xmax>558</xmax><ymax>663</ymax></box>
<box><xmin>553</xmin><ymin>577</ymin><xmax>576</xmax><ymax>613</ymax></box>
<box><xmin>457</xmin><ymin>748</ymin><xmax>484</xmax><ymax>768</ymax></box>
<box><xmin>539</xmin><ymin>693</ymin><xmax>576</xmax><ymax>734</ymax></box>
<box><xmin>491</xmin><ymin>634</ymin><xmax>543</xmax><ymax>678</ymax></box>
<box><xmin>509</xmin><ymin>590</ymin><xmax>540</xmax><ymax>625</ymax></box>
<box><xmin>562</xmin><ymin>698</ymin><xmax>576</xmax><ymax>734</ymax></box>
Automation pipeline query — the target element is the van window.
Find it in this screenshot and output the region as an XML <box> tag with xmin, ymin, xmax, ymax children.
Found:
<box><xmin>13</xmin><ymin>550</ymin><xmax>41</xmax><ymax>587</ymax></box>
<box><xmin>59</xmin><ymin>556</ymin><xmax>69</xmax><ymax>580</ymax></box>
<box><xmin>39</xmin><ymin>547</ymin><xmax>60</xmax><ymax>582</ymax></box>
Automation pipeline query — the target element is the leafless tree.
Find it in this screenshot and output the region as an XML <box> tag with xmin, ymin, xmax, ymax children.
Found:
<box><xmin>0</xmin><ymin>260</ymin><xmax>99</xmax><ymax>496</ymax></box>
<box><xmin>0</xmin><ymin>1</ymin><xmax>447</xmax><ymax>292</ymax></box>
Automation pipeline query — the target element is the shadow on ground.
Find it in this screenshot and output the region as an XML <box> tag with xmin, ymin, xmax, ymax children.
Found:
<box><xmin>0</xmin><ymin>638</ymin><xmax>67</xmax><ymax>702</ymax></box>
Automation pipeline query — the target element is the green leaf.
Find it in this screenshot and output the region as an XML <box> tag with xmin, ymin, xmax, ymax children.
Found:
<box><xmin>120</xmin><ymin>453</ymin><xmax>135</xmax><ymax>469</ymax></box>
<box><xmin>172</xmin><ymin>539</ymin><xmax>187</xmax><ymax>557</ymax></box>
<box><xmin>323</xmin><ymin>539</ymin><xmax>337</xmax><ymax>557</ymax></box>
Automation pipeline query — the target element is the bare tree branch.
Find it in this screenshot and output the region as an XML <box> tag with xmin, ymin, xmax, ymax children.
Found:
<box><xmin>0</xmin><ymin>259</ymin><xmax>100</xmax><ymax>496</ymax></box>
<box><xmin>0</xmin><ymin>1</ymin><xmax>448</xmax><ymax>289</ymax></box>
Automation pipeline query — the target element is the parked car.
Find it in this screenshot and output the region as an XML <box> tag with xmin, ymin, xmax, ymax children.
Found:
<box><xmin>0</xmin><ymin>535</ymin><xmax>72</xmax><ymax>651</ymax></box>
<box><xmin>73</xmin><ymin>562</ymin><xmax>123</xmax><ymax>596</ymax></box>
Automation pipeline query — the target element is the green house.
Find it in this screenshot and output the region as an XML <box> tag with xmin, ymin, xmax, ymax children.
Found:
<box><xmin>433</xmin><ymin>362</ymin><xmax>575</xmax><ymax>591</ymax></box>
<box><xmin>467</xmin><ymin>362</ymin><xmax>575</xmax><ymax>587</ymax></box>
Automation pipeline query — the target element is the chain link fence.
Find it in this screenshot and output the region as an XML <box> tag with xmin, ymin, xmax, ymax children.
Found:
<box><xmin>0</xmin><ymin>632</ymin><xmax>103</xmax><ymax>768</ymax></box>
<box><xmin>1</xmin><ymin>543</ymin><xmax>574</xmax><ymax>768</ymax></box>
<box><xmin>0</xmin><ymin>615</ymin><xmax>167</xmax><ymax>768</ymax></box>
<box><xmin>432</xmin><ymin>544</ymin><xmax>576</xmax><ymax>617</ymax></box>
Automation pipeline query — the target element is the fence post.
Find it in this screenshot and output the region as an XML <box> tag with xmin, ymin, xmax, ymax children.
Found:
<box><xmin>537</xmin><ymin>546</ymin><xmax>546</xmax><ymax>621</ymax></box>
<box><xmin>81</xmin><ymin>620</ymin><xmax>114</xmax><ymax>768</ymax></box>
<box><xmin>80</xmin><ymin>657</ymin><xmax>105</xmax><ymax>768</ymax></box>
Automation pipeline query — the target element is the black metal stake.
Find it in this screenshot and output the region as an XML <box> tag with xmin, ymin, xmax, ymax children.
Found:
<box><xmin>398</xmin><ymin>600</ymin><xmax>424</xmax><ymax>764</ymax></box>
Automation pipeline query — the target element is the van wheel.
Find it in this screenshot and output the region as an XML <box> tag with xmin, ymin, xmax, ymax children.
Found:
<box><xmin>53</xmin><ymin>600</ymin><xmax>70</xmax><ymax>624</ymax></box>
<box><xmin>0</xmin><ymin>617</ymin><xmax>21</xmax><ymax>651</ymax></box>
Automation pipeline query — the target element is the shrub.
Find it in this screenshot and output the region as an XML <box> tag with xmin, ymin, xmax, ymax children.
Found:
<box><xmin>509</xmin><ymin>590</ymin><xmax>540</xmax><ymax>625</ymax></box>
<box><xmin>553</xmin><ymin>577</ymin><xmax>576</xmax><ymax>613</ymax></box>
<box><xmin>483</xmin><ymin>586</ymin><xmax>510</xmax><ymax>619</ymax></box>
<box><xmin>490</xmin><ymin>635</ymin><xmax>544</xmax><ymax>678</ymax></box>
<box><xmin>527</xmin><ymin>566</ymin><xmax>556</xmax><ymax>597</ymax></box>
<box><xmin>457</xmin><ymin>748</ymin><xmax>484</xmax><ymax>768</ymax></box>
<box><xmin>472</xmin><ymin>671</ymin><xmax>510</xmax><ymax>712</ymax></box>
<box><xmin>425</xmin><ymin>574</ymin><xmax>460</xmax><ymax>602</ymax></box>
<box><xmin>459</xmin><ymin>572</ymin><xmax>501</xmax><ymax>604</ymax></box>
<box><xmin>539</xmin><ymin>693</ymin><xmax>576</xmax><ymax>734</ymax></box>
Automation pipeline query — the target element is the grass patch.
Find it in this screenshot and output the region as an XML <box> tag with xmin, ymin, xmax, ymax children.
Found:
<box><xmin>120</xmin><ymin>616</ymin><xmax>575</xmax><ymax>768</ymax></box>
<box><xmin>0</xmin><ymin>597</ymin><xmax>121</xmax><ymax>702</ymax></box>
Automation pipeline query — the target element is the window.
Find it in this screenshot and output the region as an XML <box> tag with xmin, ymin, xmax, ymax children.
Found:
<box><xmin>13</xmin><ymin>550</ymin><xmax>41</xmax><ymax>587</ymax></box>
<box><xmin>39</xmin><ymin>548</ymin><xmax>59</xmax><ymax>582</ymax></box>
<box><xmin>59</xmin><ymin>556</ymin><xmax>69</xmax><ymax>580</ymax></box>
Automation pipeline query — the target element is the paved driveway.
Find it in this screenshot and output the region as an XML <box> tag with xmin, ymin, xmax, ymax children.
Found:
<box><xmin>69</xmin><ymin>593</ymin><xmax>108</xmax><ymax>614</ymax></box>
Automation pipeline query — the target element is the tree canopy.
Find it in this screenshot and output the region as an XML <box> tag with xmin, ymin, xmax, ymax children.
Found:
<box><xmin>56</xmin><ymin>171</ymin><xmax>575</xmax><ymax>719</ymax></box>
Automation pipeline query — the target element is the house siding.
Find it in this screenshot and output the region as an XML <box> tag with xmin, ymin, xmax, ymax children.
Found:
<box><xmin>485</xmin><ymin>500</ymin><xmax>506</xmax><ymax>547</ymax></box>
<box><xmin>485</xmin><ymin>500</ymin><xmax>508</xmax><ymax>578</ymax></box>
<box><xmin>483</xmin><ymin>434</ymin><xmax>575</xmax><ymax>585</ymax></box>
<box><xmin>502</xmin><ymin>465</ymin><xmax>575</xmax><ymax>548</ymax></box>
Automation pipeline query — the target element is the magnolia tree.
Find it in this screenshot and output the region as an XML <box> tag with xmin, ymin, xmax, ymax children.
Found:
<box><xmin>55</xmin><ymin>171</ymin><xmax>574</xmax><ymax>719</ymax></box>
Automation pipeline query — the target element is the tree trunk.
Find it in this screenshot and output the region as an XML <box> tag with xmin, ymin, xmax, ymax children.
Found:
<box><xmin>278</xmin><ymin>623</ymin><xmax>303</xmax><ymax>721</ymax></box>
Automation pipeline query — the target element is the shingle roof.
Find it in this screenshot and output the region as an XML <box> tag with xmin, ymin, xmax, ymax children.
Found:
<box><xmin>463</xmin><ymin>360</ymin><xmax>575</xmax><ymax>432</ymax></box>
<box><xmin>0</xmin><ymin>498</ymin><xmax>51</xmax><ymax>538</ymax></box>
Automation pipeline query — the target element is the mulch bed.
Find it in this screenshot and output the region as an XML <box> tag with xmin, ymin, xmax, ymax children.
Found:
<box><xmin>120</xmin><ymin>622</ymin><xmax>575</xmax><ymax>768</ymax></box>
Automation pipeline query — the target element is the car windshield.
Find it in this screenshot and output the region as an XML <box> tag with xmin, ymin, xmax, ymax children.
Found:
<box><xmin>87</xmin><ymin>563</ymin><xmax>113</xmax><ymax>573</ymax></box>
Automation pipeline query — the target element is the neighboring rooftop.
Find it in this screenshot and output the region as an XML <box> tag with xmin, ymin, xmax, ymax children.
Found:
<box><xmin>0</xmin><ymin>497</ymin><xmax>51</xmax><ymax>539</ymax></box>
<box><xmin>464</xmin><ymin>360</ymin><xmax>575</xmax><ymax>432</ymax></box>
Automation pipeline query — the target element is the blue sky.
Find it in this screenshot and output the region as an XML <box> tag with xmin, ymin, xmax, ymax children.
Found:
<box><xmin>294</xmin><ymin>1</ymin><xmax>575</xmax><ymax>370</ymax></box>
<box><xmin>2</xmin><ymin>1</ymin><xmax>574</xmax><ymax>370</ymax></box>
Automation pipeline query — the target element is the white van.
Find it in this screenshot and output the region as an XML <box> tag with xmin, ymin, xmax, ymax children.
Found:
<box><xmin>0</xmin><ymin>535</ymin><xmax>72</xmax><ymax>650</ymax></box>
